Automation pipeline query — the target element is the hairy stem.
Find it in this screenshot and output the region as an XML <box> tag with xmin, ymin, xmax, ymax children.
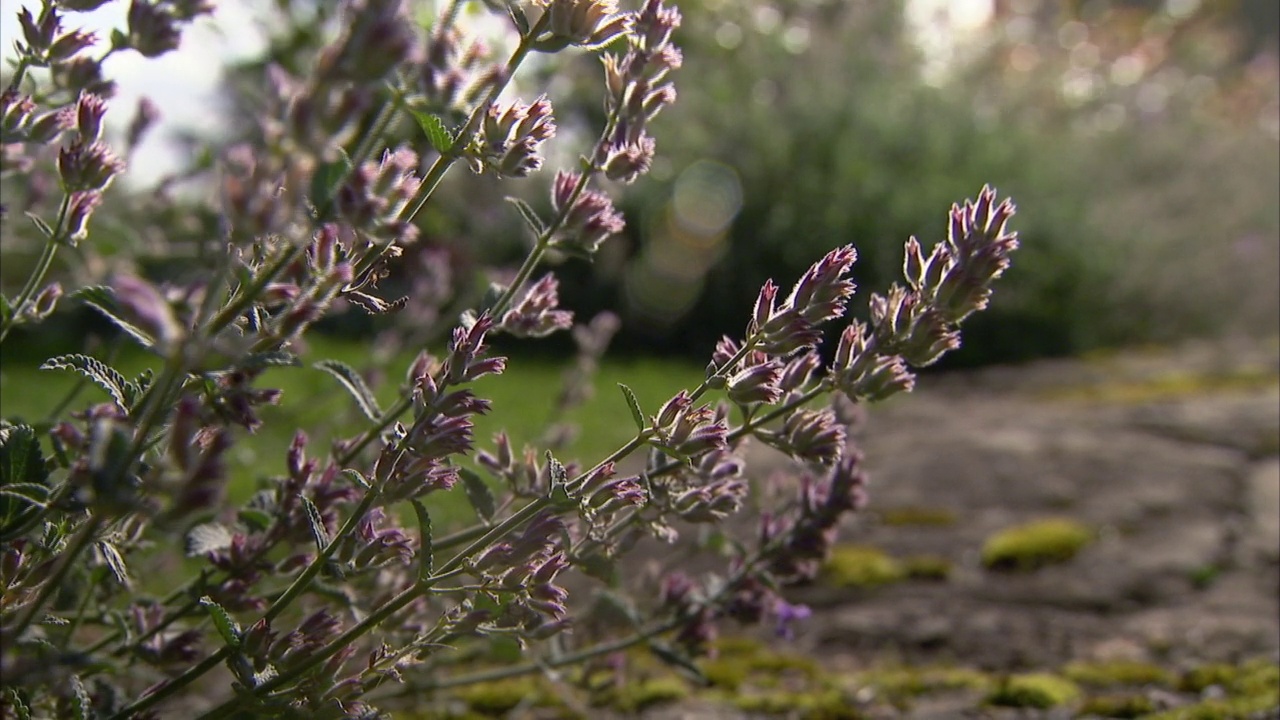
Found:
<box><xmin>0</xmin><ymin>194</ymin><xmax>70</xmax><ymax>343</ymax></box>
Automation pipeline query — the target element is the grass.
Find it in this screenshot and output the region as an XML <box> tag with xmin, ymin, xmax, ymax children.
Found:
<box><xmin>0</xmin><ymin>334</ymin><xmax>707</xmax><ymax>528</ymax></box>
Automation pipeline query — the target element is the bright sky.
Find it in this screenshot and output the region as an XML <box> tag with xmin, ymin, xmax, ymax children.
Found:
<box><xmin>2</xmin><ymin>0</ymin><xmax>993</xmax><ymax>187</ymax></box>
<box><xmin>2</xmin><ymin>1</ymin><xmax>267</xmax><ymax>186</ymax></box>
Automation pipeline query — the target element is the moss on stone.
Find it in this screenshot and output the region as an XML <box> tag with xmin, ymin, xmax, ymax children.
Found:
<box><xmin>1040</xmin><ymin>368</ymin><xmax>1280</xmax><ymax>404</ymax></box>
<box><xmin>981</xmin><ymin>518</ymin><xmax>1093</xmax><ymax>571</ymax></box>
<box><xmin>824</xmin><ymin>545</ymin><xmax>905</xmax><ymax>588</ymax></box>
<box><xmin>731</xmin><ymin>688</ymin><xmax>858</xmax><ymax>719</ymax></box>
<box><xmin>610</xmin><ymin>676</ymin><xmax>689</xmax><ymax>712</ymax></box>
<box><xmin>1062</xmin><ymin>659</ymin><xmax>1175</xmax><ymax>688</ymax></box>
<box><xmin>1179</xmin><ymin>663</ymin><xmax>1242</xmax><ymax>693</ymax></box>
<box><xmin>703</xmin><ymin>636</ymin><xmax>821</xmax><ymax>691</ymax></box>
<box><xmin>857</xmin><ymin>665</ymin><xmax>991</xmax><ymax>705</ymax></box>
<box><xmin>1076</xmin><ymin>693</ymin><xmax>1157</xmax><ymax>718</ymax></box>
<box><xmin>984</xmin><ymin>673</ymin><xmax>1080</xmax><ymax>709</ymax></box>
<box><xmin>459</xmin><ymin>677</ymin><xmax>547</xmax><ymax>715</ymax></box>
<box><xmin>877</xmin><ymin>506</ymin><xmax>958</xmax><ymax>527</ymax></box>
<box><xmin>902</xmin><ymin>555</ymin><xmax>952</xmax><ymax>581</ymax></box>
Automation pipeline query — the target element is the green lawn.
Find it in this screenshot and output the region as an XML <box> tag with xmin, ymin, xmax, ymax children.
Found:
<box><xmin>0</xmin><ymin>336</ymin><xmax>706</xmax><ymax>528</ymax></box>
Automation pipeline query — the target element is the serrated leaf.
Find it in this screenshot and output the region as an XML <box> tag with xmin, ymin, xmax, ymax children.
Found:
<box><xmin>95</xmin><ymin>540</ymin><xmax>131</xmax><ymax>588</ymax></box>
<box><xmin>69</xmin><ymin>675</ymin><xmax>91</xmax><ymax>720</ymax></box>
<box><xmin>0</xmin><ymin>425</ymin><xmax>49</xmax><ymax>535</ymax></box>
<box><xmin>457</xmin><ymin>467</ymin><xmax>495</xmax><ymax>523</ymax></box>
<box><xmin>314</xmin><ymin>360</ymin><xmax>383</xmax><ymax>421</ymax></box>
<box><xmin>618</xmin><ymin>384</ymin><xmax>645</xmax><ymax>433</ymax></box>
<box><xmin>648</xmin><ymin>641</ymin><xmax>709</xmax><ymax>685</ymax></box>
<box><xmin>186</xmin><ymin>522</ymin><xmax>234</xmax><ymax>557</ymax></box>
<box><xmin>409</xmin><ymin>109</ymin><xmax>453</xmax><ymax>154</ymax></box>
<box><xmin>545</xmin><ymin>451</ymin><xmax>572</xmax><ymax>506</ymax></box>
<box><xmin>300</xmin><ymin>496</ymin><xmax>330</xmax><ymax>552</ymax></box>
<box><xmin>75</xmin><ymin>287</ymin><xmax>156</xmax><ymax>349</ymax></box>
<box><xmin>411</xmin><ymin>499</ymin><xmax>432</xmax><ymax>581</ymax></box>
<box><xmin>342</xmin><ymin>468</ymin><xmax>371</xmax><ymax>489</ymax></box>
<box><xmin>240</xmin><ymin>351</ymin><xmax>301</xmax><ymax>370</ymax></box>
<box><xmin>40</xmin><ymin>354</ymin><xmax>133</xmax><ymax>410</ymax></box>
<box><xmin>2</xmin><ymin>687</ymin><xmax>30</xmax><ymax>720</ymax></box>
<box><xmin>199</xmin><ymin>596</ymin><xmax>240</xmax><ymax>648</ymax></box>
<box><xmin>309</xmin><ymin>149</ymin><xmax>353</xmax><ymax>216</ymax></box>
<box><xmin>505</xmin><ymin>197</ymin><xmax>547</xmax><ymax>236</ymax></box>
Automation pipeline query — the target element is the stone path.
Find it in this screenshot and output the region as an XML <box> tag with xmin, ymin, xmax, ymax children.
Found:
<box><xmin>771</xmin><ymin>336</ymin><xmax>1280</xmax><ymax>715</ymax></box>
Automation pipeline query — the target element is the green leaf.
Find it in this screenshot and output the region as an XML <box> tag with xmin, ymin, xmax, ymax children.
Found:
<box><xmin>0</xmin><ymin>483</ymin><xmax>50</xmax><ymax>506</ymax></box>
<box><xmin>411</xmin><ymin>499</ymin><xmax>433</xmax><ymax>581</ymax></box>
<box><xmin>618</xmin><ymin>384</ymin><xmax>645</xmax><ymax>433</ymax></box>
<box><xmin>577</xmin><ymin>554</ymin><xmax>618</xmax><ymax>585</ymax></box>
<box><xmin>40</xmin><ymin>354</ymin><xmax>134</xmax><ymax>411</ymax></box>
<box><xmin>410</xmin><ymin>109</ymin><xmax>453</xmax><ymax>154</ymax></box>
<box><xmin>95</xmin><ymin>540</ymin><xmax>131</xmax><ymax>588</ymax></box>
<box><xmin>314</xmin><ymin>360</ymin><xmax>383</xmax><ymax>421</ymax></box>
<box><xmin>0</xmin><ymin>294</ymin><xmax>12</xmax><ymax>330</ymax></box>
<box><xmin>309</xmin><ymin>148</ymin><xmax>353</xmax><ymax>216</ymax></box>
<box><xmin>0</xmin><ymin>425</ymin><xmax>49</xmax><ymax>535</ymax></box>
<box><xmin>505</xmin><ymin>197</ymin><xmax>547</xmax><ymax>236</ymax></box>
<box><xmin>458</xmin><ymin>467</ymin><xmax>496</xmax><ymax>523</ymax></box>
<box><xmin>648</xmin><ymin>640</ymin><xmax>709</xmax><ymax>686</ymax></box>
<box><xmin>300</xmin><ymin>496</ymin><xmax>330</xmax><ymax>552</ymax></box>
<box><xmin>342</xmin><ymin>468</ymin><xmax>371</xmax><ymax>489</ymax></box>
<box><xmin>2</xmin><ymin>687</ymin><xmax>30</xmax><ymax>720</ymax></box>
<box><xmin>199</xmin><ymin>596</ymin><xmax>241</xmax><ymax>649</ymax></box>
<box><xmin>74</xmin><ymin>286</ymin><xmax>156</xmax><ymax>349</ymax></box>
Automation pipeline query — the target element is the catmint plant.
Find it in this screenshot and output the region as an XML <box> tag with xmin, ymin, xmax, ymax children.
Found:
<box><xmin>0</xmin><ymin>0</ymin><xmax>1018</xmax><ymax>717</ymax></box>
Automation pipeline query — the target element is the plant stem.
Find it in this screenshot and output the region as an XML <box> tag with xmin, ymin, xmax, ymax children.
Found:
<box><xmin>348</xmin><ymin>10</ymin><xmax>553</xmax><ymax>287</ymax></box>
<box><xmin>205</xmin><ymin>244</ymin><xmax>305</xmax><ymax>336</ymax></box>
<box><xmin>485</xmin><ymin>99</ymin><xmax>625</xmax><ymax>319</ymax></box>
<box><xmin>4</xmin><ymin>514</ymin><xmax>103</xmax><ymax>645</ymax></box>
<box><xmin>1</xmin><ymin>194</ymin><xmax>70</xmax><ymax>344</ymax></box>
<box><xmin>411</xmin><ymin>619</ymin><xmax>679</xmax><ymax>692</ymax></box>
<box><xmin>262</xmin><ymin>489</ymin><xmax>380</xmax><ymax>624</ymax></box>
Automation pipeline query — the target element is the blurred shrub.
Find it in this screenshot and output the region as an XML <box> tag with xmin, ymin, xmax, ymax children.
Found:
<box><xmin>555</xmin><ymin>0</ymin><xmax>1278</xmax><ymax>366</ymax></box>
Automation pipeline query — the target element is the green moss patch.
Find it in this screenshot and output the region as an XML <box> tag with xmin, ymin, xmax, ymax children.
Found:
<box><xmin>1040</xmin><ymin>368</ymin><xmax>1280</xmax><ymax>404</ymax></box>
<box><xmin>981</xmin><ymin>518</ymin><xmax>1093</xmax><ymax>571</ymax></box>
<box><xmin>876</xmin><ymin>506</ymin><xmax>958</xmax><ymax>527</ymax></box>
<box><xmin>824</xmin><ymin>545</ymin><xmax>905</xmax><ymax>588</ymax></box>
<box><xmin>703</xmin><ymin>636</ymin><xmax>822</xmax><ymax>691</ymax></box>
<box><xmin>607</xmin><ymin>677</ymin><xmax>689</xmax><ymax>712</ymax></box>
<box><xmin>1062</xmin><ymin>659</ymin><xmax>1175</xmax><ymax>688</ymax></box>
<box><xmin>984</xmin><ymin>673</ymin><xmax>1080</xmax><ymax>709</ymax></box>
<box><xmin>902</xmin><ymin>555</ymin><xmax>952</xmax><ymax>581</ymax></box>
<box><xmin>458</xmin><ymin>678</ymin><xmax>555</xmax><ymax>716</ymax></box>
<box><xmin>729</xmin><ymin>688</ymin><xmax>859</xmax><ymax>719</ymax></box>
<box><xmin>856</xmin><ymin>666</ymin><xmax>991</xmax><ymax>706</ymax></box>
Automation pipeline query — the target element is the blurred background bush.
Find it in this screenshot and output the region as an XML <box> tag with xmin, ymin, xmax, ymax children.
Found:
<box><xmin>3</xmin><ymin>0</ymin><xmax>1276</xmax><ymax>368</ymax></box>
<box><xmin>554</xmin><ymin>0</ymin><xmax>1279</xmax><ymax>366</ymax></box>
